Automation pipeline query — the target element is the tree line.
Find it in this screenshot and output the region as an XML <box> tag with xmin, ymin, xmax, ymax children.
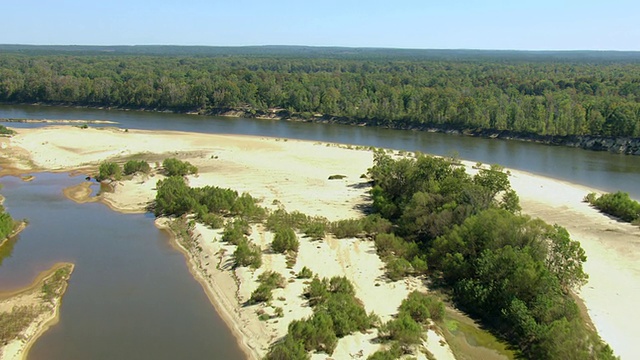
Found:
<box><xmin>1</xmin><ymin>52</ymin><xmax>639</xmax><ymax>138</ymax></box>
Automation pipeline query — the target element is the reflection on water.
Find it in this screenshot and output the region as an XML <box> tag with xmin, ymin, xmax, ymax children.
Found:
<box><xmin>0</xmin><ymin>173</ymin><xmax>243</xmax><ymax>360</ymax></box>
<box><xmin>2</xmin><ymin>104</ymin><xmax>639</xmax><ymax>199</ymax></box>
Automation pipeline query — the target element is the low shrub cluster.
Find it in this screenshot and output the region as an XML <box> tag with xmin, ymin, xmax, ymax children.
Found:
<box><xmin>586</xmin><ymin>191</ymin><xmax>640</xmax><ymax>224</ymax></box>
<box><xmin>123</xmin><ymin>159</ymin><xmax>151</xmax><ymax>175</ymax></box>
<box><xmin>162</xmin><ymin>157</ymin><xmax>198</xmax><ymax>176</ymax></box>
<box><xmin>265</xmin><ymin>276</ymin><xmax>376</xmax><ymax>359</ymax></box>
<box><xmin>249</xmin><ymin>271</ymin><xmax>286</xmax><ymax>304</ymax></box>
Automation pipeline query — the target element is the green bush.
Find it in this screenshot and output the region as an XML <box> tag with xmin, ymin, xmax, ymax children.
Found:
<box><xmin>249</xmin><ymin>283</ymin><xmax>273</xmax><ymax>304</ymax></box>
<box><xmin>233</xmin><ymin>238</ymin><xmax>262</xmax><ymax>269</ymax></box>
<box><xmin>222</xmin><ymin>219</ymin><xmax>250</xmax><ymax>245</ymax></box>
<box><xmin>382</xmin><ymin>313</ymin><xmax>424</xmax><ymax>346</ymax></box>
<box><xmin>272</xmin><ymin>227</ymin><xmax>299</xmax><ymax>253</ymax></box>
<box><xmin>330</xmin><ymin>218</ymin><xmax>363</xmax><ymax>238</ymax></box>
<box><xmin>96</xmin><ymin>161</ymin><xmax>122</xmax><ymax>181</ymax></box>
<box><xmin>386</xmin><ymin>257</ymin><xmax>413</xmax><ymax>281</ymax></box>
<box><xmin>587</xmin><ymin>191</ymin><xmax>640</xmax><ymax>223</ymax></box>
<box><xmin>399</xmin><ymin>291</ymin><xmax>445</xmax><ymax>323</ymax></box>
<box><xmin>297</xmin><ymin>266</ymin><xmax>313</xmax><ymax>279</ymax></box>
<box><xmin>0</xmin><ymin>125</ymin><xmax>15</xmax><ymax>135</ymax></box>
<box><xmin>198</xmin><ymin>212</ymin><xmax>224</xmax><ymax>229</ymax></box>
<box><xmin>264</xmin><ymin>335</ymin><xmax>310</xmax><ymax>360</ymax></box>
<box><xmin>154</xmin><ymin>176</ymin><xmax>195</xmax><ymax>216</ymax></box>
<box><xmin>123</xmin><ymin>160</ymin><xmax>151</xmax><ymax>175</ymax></box>
<box><xmin>162</xmin><ymin>157</ymin><xmax>198</xmax><ymax>176</ymax></box>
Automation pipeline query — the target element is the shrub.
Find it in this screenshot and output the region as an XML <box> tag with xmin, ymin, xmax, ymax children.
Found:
<box><xmin>233</xmin><ymin>239</ymin><xmax>262</xmax><ymax>269</ymax></box>
<box><xmin>272</xmin><ymin>227</ymin><xmax>299</xmax><ymax>253</ymax></box>
<box><xmin>222</xmin><ymin>219</ymin><xmax>250</xmax><ymax>245</ymax></box>
<box><xmin>96</xmin><ymin>161</ymin><xmax>122</xmax><ymax>181</ymax></box>
<box><xmin>0</xmin><ymin>125</ymin><xmax>15</xmax><ymax>135</ymax></box>
<box><xmin>258</xmin><ymin>271</ymin><xmax>286</xmax><ymax>289</ymax></box>
<box><xmin>162</xmin><ymin>157</ymin><xmax>198</xmax><ymax>177</ymax></box>
<box><xmin>123</xmin><ymin>160</ymin><xmax>151</xmax><ymax>175</ymax></box>
<box><xmin>330</xmin><ymin>218</ymin><xmax>363</xmax><ymax>238</ymax></box>
<box><xmin>399</xmin><ymin>291</ymin><xmax>445</xmax><ymax>323</ymax></box>
<box><xmin>386</xmin><ymin>257</ymin><xmax>413</xmax><ymax>281</ymax></box>
<box><xmin>587</xmin><ymin>191</ymin><xmax>640</xmax><ymax>223</ymax></box>
<box><xmin>249</xmin><ymin>283</ymin><xmax>273</xmax><ymax>304</ymax></box>
<box><xmin>328</xmin><ymin>174</ymin><xmax>346</xmax><ymax>180</ymax></box>
<box><xmin>382</xmin><ymin>313</ymin><xmax>424</xmax><ymax>346</ymax></box>
<box><xmin>302</xmin><ymin>218</ymin><xmax>327</xmax><ymax>240</ymax></box>
<box><xmin>264</xmin><ymin>335</ymin><xmax>310</xmax><ymax>360</ymax></box>
<box><xmin>154</xmin><ymin>176</ymin><xmax>195</xmax><ymax>216</ymax></box>
<box><xmin>198</xmin><ymin>212</ymin><xmax>224</xmax><ymax>229</ymax></box>
<box><xmin>297</xmin><ymin>266</ymin><xmax>313</xmax><ymax>279</ymax></box>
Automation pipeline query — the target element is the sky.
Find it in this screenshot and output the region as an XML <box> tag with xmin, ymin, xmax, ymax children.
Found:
<box><xmin>1</xmin><ymin>0</ymin><xmax>639</xmax><ymax>51</ymax></box>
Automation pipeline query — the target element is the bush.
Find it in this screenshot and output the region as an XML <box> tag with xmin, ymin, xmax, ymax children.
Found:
<box><xmin>272</xmin><ymin>227</ymin><xmax>299</xmax><ymax>253</ymax></box>
<box><xmin>249</xmin><ymin>283</ymin><xmax>273</xmax><ymax>304</ymax></box>
<box><xmin>222</xmin><ymin>219</ymin><xmax>250</xmax><ymax>245</ymax></box>
<box><xmin>233</xmin><ymin>239</ymin><xmax>262</xmax><ymax>269</ymax></box>
<box><xmin>258</xmin><ymin>271</ymin><xmax>286</xmax><ymax>289</ymax></box>
<box><xmin>264</xmin><ymin>335</ymin><xmax>310</xmax><ymax>360</ymax></box>
<box><xmin>302</xmin><ymin>218</ymin><xmax>327</xmax><ymax>240</ymax></box>
<box><xmin>399</xmin><ymin>291</ymin><xmax>445</xmax><ymax>323</ymax></box>
<box><xmin>0</xmin><ymin>125</ymin><xmax>15</xmax><ymax>135</ymax></box>
<box><xmin>587</xmin><ymin>191</ymin><xmax>640</xmax><ymax>223</ymax></box>
<box><xmin>154</xmin><ymin>176</ymin><xmax>195</xmax><ymax>216</ymax></box>
<box><xmin>162</xmin><ymin>157</ymin><xmax>198</xmax><ymax>177</ymax></box>
<box><xmin>96</xmin><ymin>161</ymin><xmax>122</xmax><ymax>181</ymax></box>
<box><xmin>386</xmin><ymin>257</ymin><xmax>413</xmax><ymax>281</ymax></box>
<box><xmin>297</xmin><ymin>266</ymin><xmax>313</xmax><ymax>279</ymax></box>
<box><xmin>198</xmin><ymin>212</ymin><xmax>224</xmax><ymax>229</ymax></box>
<box><xmin>330</xmin><ymin>218</ymin><xmax>363</xmax><ymax>238</ymax></box>
<box><xmin>123</xmin><ymin>160</ymin><xmax>151</xmax><ymax>175</ymax></box>
<box><xmin>382</xmin><ymin>313</ymin><xmax>424</xmax><ymax>346</ymax></box>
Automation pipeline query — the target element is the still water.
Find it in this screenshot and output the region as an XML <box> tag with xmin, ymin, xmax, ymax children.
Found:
<box><xmin>0</xmin><ymin>104</ymin><xmax>639</xmax><ymax>359</ymax></box>
<box><xmin>0</xmin><ymin>173</ymin><xmax>244</xmax><ymax>360</ymax></box>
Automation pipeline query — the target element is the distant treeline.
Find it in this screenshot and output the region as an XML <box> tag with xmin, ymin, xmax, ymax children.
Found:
<box><xmin>1</xmin><ymin>48</ymin><xmax>639</xmax><ymax>138</ymax></box>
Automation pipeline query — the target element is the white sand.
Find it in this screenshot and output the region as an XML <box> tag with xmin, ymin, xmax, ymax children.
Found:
<box><xmin>1</xmin><ymin>125</ymin><xmax>637</xmax><ymax>359</ymax></box>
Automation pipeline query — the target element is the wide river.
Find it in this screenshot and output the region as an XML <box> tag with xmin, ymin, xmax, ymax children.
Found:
<box><xmin>0</xmin><ymin>104</ymin><xmax>639</xmax><ymax>359</ymax></box>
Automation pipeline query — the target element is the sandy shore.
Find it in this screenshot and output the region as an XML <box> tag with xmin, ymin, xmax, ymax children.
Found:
<box><xmin>1</xmin><ymin>125</ymin><xmax>637</xmax><ymax>359</ymax></box>
<box><xmin>0</xmin><ymin>263</ymin><xmax>74</xmax><ymax>360</ymax></box>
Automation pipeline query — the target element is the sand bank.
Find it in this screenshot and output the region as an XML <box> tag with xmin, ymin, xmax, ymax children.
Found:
<box><xmin>1</xmin><ymin>125</ymin><xmax>637</xmax><ymax>358</ymax></box>
<box><xmin>0</xmin><ymin>263</ymin><xmax>74</xmax><ymax>360</ymax></box>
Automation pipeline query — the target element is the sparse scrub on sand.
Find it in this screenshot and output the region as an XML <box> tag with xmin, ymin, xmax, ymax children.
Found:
<box><xmin>586</xmin><ymin>191</ymin><xmax>640</xmax><ymax>224</ymax></box>
<box><xmin>249</xmin><ymin>271</ymin><xmax>286</xmax><ymax>304</ymax></box>
<box><xmin>266</xmin><ymin>276</ymin><xmax>376</xmax><ymax>357</ymax></box>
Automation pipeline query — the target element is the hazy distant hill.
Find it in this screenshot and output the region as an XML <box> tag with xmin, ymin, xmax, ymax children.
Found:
<box><xmin>1</xmin><ymin>44</ymin><xmax>639</xmax><ymax>62</ymax></box>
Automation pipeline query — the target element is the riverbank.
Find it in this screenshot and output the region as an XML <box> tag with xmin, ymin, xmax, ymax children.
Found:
<box><xmin>1</xmin><ymin>125</ymin><xmax>637</xmax><ymax>358</ymax></box>
<box><xmin>0</xmin><ymin>262</ymin><xmax>74</xmax><ymax>360</ymax></box>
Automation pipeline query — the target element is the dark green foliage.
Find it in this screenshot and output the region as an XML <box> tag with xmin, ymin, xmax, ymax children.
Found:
<box><xmin>249</xmin><ymin>283</ymin><xmax>274</xmax><ymax>304</ymax></box>
<box><xmin>367</xmin><ymin>344</ymin><xmax>403</xmax><ymax>360</ymax></box>
<box><xmin>302</xmin><ymin>218</ymin><xmax>327</xmax><ymax>240</ymax></box>
<box><xmin>399</xmin><ymin>291</ymin><xmax>445</xmax><ymax>323</ymax></box>
<box><xmin>197</xmin><ymin>212</ymin><xmax>224</xmax><ymax>229</ymax></box>
<box><xmin>329</xmin><ymin>218</ymin><xmax>363</xmax><ymax>238</ymax></box>
<box><xmin>233</xmin><ymin>238</ymin><xmax>262</xmax><ymax>269</ymax></box>
<box><xmin>1</xmin><ymin>51</ymin><xmax>638</xmax><ymax>138</ymax></box>
<box><xmin>297</xmin><ymin>266</ymin><xmax>313</xmax><ymax>279</ymax></box>
<box><xmin>222</xmin><ymin>219</ymin><xmax>250</xmax><ymax>245</ymax></box>
<box><xmin>0</xmin><ymin>209</ymin><xmax>16</xmax><ymax>240</ymax></box>
<box><xmin>258</xmin><ymin>270</ymin><xmax>286</xmax><ymax>289</ymax></box>
<box><xmin>162</xmin><ymin>157</ymin><xmax>198</xmax><ymax>177</ymax></box>
<box><xmin>286</xmin><ymin>276</ymin><xmax>375</xmax><ymax>355</ymax></box>
<box><xmin>154</xmin><ymin>176</ymin><xmax>195</xmax><ymax>216</ymax></box>
<box><xmin>154</xmin><ymin>177</ymin><xmax>264</xmax><ymax>220</ymax></box>
<box><xmin>96</xmin><ymin>161</ymin><xmax>122</xmax><ymax>181</ymax></box>
<box><xmin>368</xmin><ymin>152</ymin><xmax>613</xmax><ymax>358</ymax></box>
<box><xmin>264</xmin><ymin>335</ymin><xmax>310</xmax><ymax>360</ymax></box>
<box><xmin>266</xmin><ymin>209</ymin><xmax>314</xmax><ymax>231</ymax></box>
<box><xmin>362</xmin><ymin>214</ymin><xmax>393</xmax><ymax>235</ymax></box>
<box><xmin>587</xmin><ymin>191</ymin><xmax>640</xmax><ymax>223</ymax></box>
<box><xmin>0</xmin><ymin>125</ymin><xmax>15</xmax><ymax>135</ymax></box>
<box><xmin>123</xmin><ymin>160</ymin><xmax>150</xmax><ymax>175</ymax></box>
<box><xmin>381</xmin><ymin>313</ymin><xmax>424</xmax><ymax>346</ymax></box>
<box><xmin>272</xmin><ymin>227</ymin><xmax>299</xmax><ymax>253</ymax></box>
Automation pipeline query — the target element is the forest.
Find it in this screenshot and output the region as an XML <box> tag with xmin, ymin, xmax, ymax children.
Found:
<box><xmin>0</xmin><ymin>46</ymin><xmax>639</xmax><ymax>138</ymax></box>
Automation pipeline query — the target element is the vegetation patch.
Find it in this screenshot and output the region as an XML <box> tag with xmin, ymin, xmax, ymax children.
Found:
<box><xmin>586</xmin><ymin>191</ymin><xmax>640</xmax><ymax>224</ymax></box>
<box><xmin>328</xmin><ymin>174</ymin><xmax>346</xmax><ymax>180</ymax></box>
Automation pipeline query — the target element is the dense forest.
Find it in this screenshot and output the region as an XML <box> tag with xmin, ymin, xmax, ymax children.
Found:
<box><xmin>1</xmin><ymin>46</ymin><xmax>639</xmax><ymax>138</ymax></box>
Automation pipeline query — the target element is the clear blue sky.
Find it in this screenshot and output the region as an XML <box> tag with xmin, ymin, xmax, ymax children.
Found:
<box><xmin>2</xmin><ymin>0</ymin><xmax>638</xmax><ymax>50</ymax></box>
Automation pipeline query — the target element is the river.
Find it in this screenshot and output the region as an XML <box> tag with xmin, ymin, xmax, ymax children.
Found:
<box><xmin>0</xmin><ymin>104</ymin><xmax>639</xmax><ymax>359</ymax></box>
